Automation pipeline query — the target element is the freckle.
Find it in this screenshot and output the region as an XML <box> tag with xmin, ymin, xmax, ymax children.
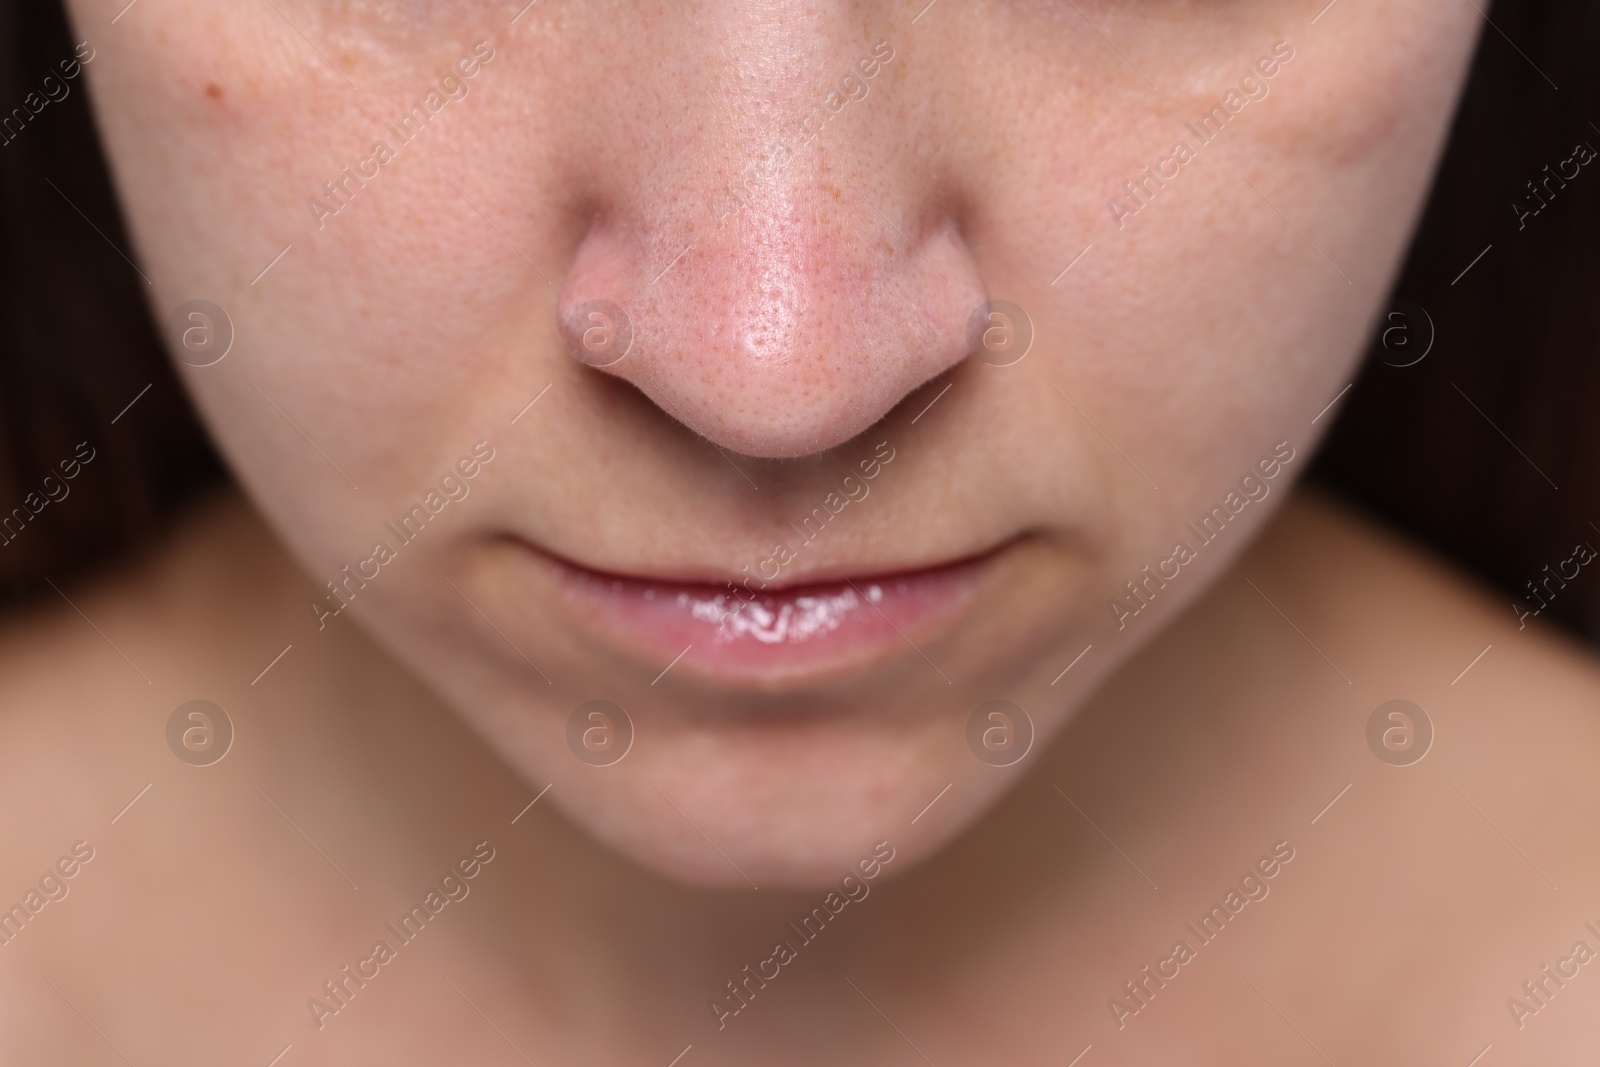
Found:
<box><xmin>204</xmin><ymin>82</ymin><xmax>223</xmax><ymax>99</ymax></box>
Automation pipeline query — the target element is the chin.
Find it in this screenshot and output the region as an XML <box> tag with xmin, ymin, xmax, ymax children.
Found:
<box><xmin>518</xmin><ymin>706</ymin><xmax>1003</xmax><ymax>890</ymax></box>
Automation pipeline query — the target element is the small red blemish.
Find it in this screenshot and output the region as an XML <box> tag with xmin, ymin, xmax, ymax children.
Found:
<box><xmin>204</xmin><ymin>82</ymin><xmax>223</xmax><ymax>100</ymax></box>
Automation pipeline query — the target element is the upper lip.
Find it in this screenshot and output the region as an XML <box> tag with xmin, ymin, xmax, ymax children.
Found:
<box><xmin>519</xmin><ymin>535</ymin><xmax>1020</xmax><ymax>591</ymax></box>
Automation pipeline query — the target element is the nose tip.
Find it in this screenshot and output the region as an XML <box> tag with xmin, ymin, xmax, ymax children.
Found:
<box><xmin>558</xmin><ymin>191</ymin><xmax>987</xmax><ymax>459</ymax></box>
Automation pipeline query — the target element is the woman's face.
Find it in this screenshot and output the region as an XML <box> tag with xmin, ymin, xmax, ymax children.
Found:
<box><xmin>68</xmin><ymin>0</ymin><xmax>1479</xmax><ymax>887</ymax></box>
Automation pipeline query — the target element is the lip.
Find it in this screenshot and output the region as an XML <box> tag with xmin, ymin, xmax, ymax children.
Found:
<box><xmin>522</xmin><ymin>541</ymin><xmax>1008</xmax><ymax>686</ymax></box>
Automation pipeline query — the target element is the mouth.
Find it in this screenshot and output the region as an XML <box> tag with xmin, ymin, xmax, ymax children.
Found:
<box><xmin>518</xmin><ymin>540</ymin><xmax>1012</xmax><ymax>687</ymax></box>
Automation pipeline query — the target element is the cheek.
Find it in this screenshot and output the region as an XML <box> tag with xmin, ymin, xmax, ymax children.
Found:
<box><xmin>76</xmin><ymin>3</ymin><xmax>547</xmax><ymax>545</ymax></box>
<box><xmin>1259</xmin><ymin>8</ymin><xmax>1482</xmax><ymax>173</ymax></box>
<box><xmin>965</xmin><ymin>4</ymin><xmax>1480</xmax><ymax>600</ymax></box>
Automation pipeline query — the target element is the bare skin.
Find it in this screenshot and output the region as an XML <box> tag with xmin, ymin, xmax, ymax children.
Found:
<box><xmin>9</xmin><ymin>1</ymin><xmax>1590</xmax><ymax>1062</ymax></box>
<box><xmin>1</xmin><ymin>486</ymin><xmax>1595</xmax><ymax>1066</ymax></box>
<box><xmin>60</xmin><ymin>0</ymin><xmax>1486</xmax><ymax>890</ymax></box>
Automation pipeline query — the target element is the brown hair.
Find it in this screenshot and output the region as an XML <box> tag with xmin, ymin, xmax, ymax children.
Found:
<box><xmin>2</xmin><ymin>1</ymin><xmax>1598</xmax><ymax>640</ymax></box>
<box><xmin>0</xmin><ymin>1</ymin><xmax>223</xmax><ymax>607</ymax></box>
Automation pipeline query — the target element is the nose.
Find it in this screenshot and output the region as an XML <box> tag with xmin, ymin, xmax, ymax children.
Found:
<box><xmin>555</xmin><ymin>20</ymin><xmax>986</xmax><ymax>460</ymax></box>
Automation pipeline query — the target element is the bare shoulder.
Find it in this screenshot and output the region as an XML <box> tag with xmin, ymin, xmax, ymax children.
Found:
<box><xmin>1250</xmin><ymin>486</ymin><xmax>1600</xmax><ymax>828</ymax></box>
<box><xmin>0</xmin><ymin>494</ymin><xmax>384</xmax><ymax>1056</ymax></box>
<box><xmin>1258</xmin><ymin>485</ymin><xmax>1600</xmax><ymax>721</ymax></box>
<box><xmin>0</xmin><ymin>496</ymin><xmax>498</xmax><ymax>1062</ymax></box>
<box><xmin>0</xmin><ymin>493</ymin><xmax>302</xmax><ymax>854</ymax></box>
<box><xmin>1240</xmin><ymin>487</ymin><xmax>1600</xmax><ymax>1058</ymax></box>
<box><xmin>0</xmin><ymin>492</ymin><xmax>296</xmax><ymax>730</ymax></box>
<box><xmin>0</xmin><ymin>497</ymin><xmax>301</xmax><ymax>889</ymax></box>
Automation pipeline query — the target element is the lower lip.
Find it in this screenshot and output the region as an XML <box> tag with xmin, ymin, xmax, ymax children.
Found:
<box><xmin>537</xmin><ymin>551</ymin><xmax>994</xmax><ymax>683</ymax></box>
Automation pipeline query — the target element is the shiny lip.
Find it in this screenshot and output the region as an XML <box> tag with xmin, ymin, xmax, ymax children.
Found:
<box><xmin>514</xmin><ymin>538</ymin><xmax>1014</xmax><ymax>687</ymax></box>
